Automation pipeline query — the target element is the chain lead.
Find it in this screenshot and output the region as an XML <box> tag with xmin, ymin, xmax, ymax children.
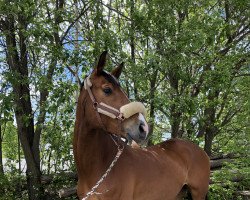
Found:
<box><xmin>82</xmin><ymin>136</ymin><xmax>124</xmax><ymax>200</ymax></box>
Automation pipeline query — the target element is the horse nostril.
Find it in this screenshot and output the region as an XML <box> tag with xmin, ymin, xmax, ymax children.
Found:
<box><xmin>139</xmin><ymin>123</ymin><xmax>147</xmax><ymax>140</ymax></box>
<box><xmin>139</xmin><ymin>121</ymin><xmax>147</xmax><ymax>140</ymax></box>
<box><xmin>139</xmin><ymin>123</ymin><xmax>145</xmax><ymax>133</ymax></box>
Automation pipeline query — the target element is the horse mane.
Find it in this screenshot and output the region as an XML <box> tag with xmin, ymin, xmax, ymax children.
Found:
<box><xmin>100</xmin><ymin>71</ymin><xmax>120</xmax><ymax>86</ymax></box>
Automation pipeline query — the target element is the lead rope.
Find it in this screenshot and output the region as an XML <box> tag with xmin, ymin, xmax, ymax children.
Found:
<box><xmin>81</xmin><ymin>136</ymin><xmax>124</xmax><ymax>200</ymax></box>
<box><xmin>81</xmin><ymin>76</ymin><xmax>125</xmax><ymax>199</ymax></box>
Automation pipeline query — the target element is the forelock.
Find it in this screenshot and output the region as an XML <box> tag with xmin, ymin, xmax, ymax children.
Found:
<box><xmin>100</xmin><ymin>71</ymin><xmax>120</xmax><ymax>86</ymax></box>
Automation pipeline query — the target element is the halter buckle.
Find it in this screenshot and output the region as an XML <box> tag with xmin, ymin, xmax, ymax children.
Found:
<box><xmin>117</xmin><ymin>113</ymin><xmax>125</xmax><ymax>121</ymax></box>
<box><xmin>93</xmin><ymin>102</ymin><xmax>98</xmax><ymax>110</ymax></box>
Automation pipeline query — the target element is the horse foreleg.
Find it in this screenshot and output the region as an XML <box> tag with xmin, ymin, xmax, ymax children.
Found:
<box><xmin>189</xmin><ymin>186</ymin><xmax>208</xmax><ymax>200</ymax></box>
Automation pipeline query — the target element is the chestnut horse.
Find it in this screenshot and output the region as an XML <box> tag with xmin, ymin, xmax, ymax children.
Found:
<box><xmin>73</xmin><ymin>51</ymin><xmax>210</xmax><ymax>200</ymax></box>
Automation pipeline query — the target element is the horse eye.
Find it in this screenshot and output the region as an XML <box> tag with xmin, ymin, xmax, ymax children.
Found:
<box><xmin>103</xmin><ymin>88</ymin><xmax>112</xmax><ymax>95</ymax></box>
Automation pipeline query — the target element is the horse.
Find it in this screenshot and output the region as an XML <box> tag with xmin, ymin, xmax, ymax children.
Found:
<box><xmin>73</xmin><ymin>51</ymin><xmax>210</xmax><ymax>200</ymax></box>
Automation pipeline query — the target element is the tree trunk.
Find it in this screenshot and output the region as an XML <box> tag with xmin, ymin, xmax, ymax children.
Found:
<box><xmin>129</xmin><ymin>0</ymin><xmax>139</xmax><ymax>100</ymax></box>
<box><xmin>170</xmin><ymin>105</ymin><xmax>182</xmax><ymax>138</ymax></box>
<box><xmin>168</xmin><ymin>64</ymin><xmax>182</xmax><ymax>138</ymax></box>
<box><xmin>204</xmin><ymin>129</ymin><xmax>214</xmax><ymax>156</ymax></box>
<box><xmin>202</xmin><ymin>89</ymin><xmax>219</xmax><ymax>156</ymax></box>
<box><xmin>210</xmin><ymin>158</ymin><xmax>233</xmax><ymax>169</ymax></box>
<box><xmin>47</xmin><ymin>150</ymin><xmax>52</xmax><ymax>175</ymax></box>
<box><xmin>59</xmin><ymin>186</ymin><xmax>77</xmax><ymax>198</ymax></box>
<box><xmin>147</xmin><ymin>69</ymin><xmax>158</xmax><ymax>145</ymax></box>
<box><xmin>4</xmin><ymin>14</ymin><xmax>44</xmax><ymax>199</ymax></box>
<box><xmin>130</xmin><ymin>0</ymin><xmax>135</xmax><ymax>64</ymax></box>
<box><xmin>0</xmin><ymin>121</ymin><xmax>4</xmax><ymax>174</ymax></box>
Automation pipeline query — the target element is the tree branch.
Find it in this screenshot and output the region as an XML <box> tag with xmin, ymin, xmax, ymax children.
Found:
<box><xmin>219</xmin><ymin>28</ymin><xmax>250</xmax><ymax>56</ymax></box>
<box><xmin>99</xmin><ymin>0</ymin><xmax>131</xmax><ymax>21</ymax></box>
<box><xmin>220</xmin><ymin>107</ymin><xmax>242</xmax><ymax>129</ymax></box>
<box><xmin>235</xmin><ymin>73</ymin><xmax>250</xmax><ymax>77</ymax></box>
<box><xmin>60</xmin><ymin>5</ymin><xmax>90</xmax><ymax>43</ymax></box>
<box><xmin>65</xmin><ymin>65</ymin><xmax>82</xmax><ymax>86</ymax></box>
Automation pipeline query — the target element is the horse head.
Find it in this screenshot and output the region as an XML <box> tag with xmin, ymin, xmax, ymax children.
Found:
<box><xmin>80</xmin><ymin>51</ymin><xmax>149</xmax><ymax>144</ymax></box>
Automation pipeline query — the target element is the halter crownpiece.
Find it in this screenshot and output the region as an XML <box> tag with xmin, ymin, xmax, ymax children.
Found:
<box><xmin>84</xmin><ymin>75</ymin><xmax>147</xmax><ymax>121</ymax></box>
<box><xmin>84</xmin><ymin>76</ymin><xmax>92</xmax><ymax>89</ymax></box>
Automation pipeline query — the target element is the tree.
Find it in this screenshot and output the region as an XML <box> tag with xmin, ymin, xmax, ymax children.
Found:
<box><xmin>0</xmin><ymin>0</ymin><xmax>88</xmax><ymax>198</ymax></box>
<box><xmin>0</xmin><ymin>0</ymin><xmax>249</xmax><ymax>198</ymax></box>
<box><xmin>128</xmin><ymin>0</ymin><xmax>249</xmax><ymax>155</ymax></box>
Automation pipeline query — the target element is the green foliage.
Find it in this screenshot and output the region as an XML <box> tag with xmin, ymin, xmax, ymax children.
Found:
<box><xmin>0</xmin><ymin>172</ymin><xmax>26</xmax><ymax>200</ymax></box>
<box><xmin>2</xmin><ymin>122</ymin><xmax>18</xmax><ymax>160</ymax></box>
<box><xmin>211</xmin><ymin>121</ymin><xmax>250</xmax><ymax>199</ymax></box>
<box><xmin>210</xmin><ymin>156</ymin><xmax>250</xmax><ymax>200</ymax></box>
<box><xmin>0</xmin><ymin>0</ymin><xmax>249</xmax><ymax>198</ymax></box>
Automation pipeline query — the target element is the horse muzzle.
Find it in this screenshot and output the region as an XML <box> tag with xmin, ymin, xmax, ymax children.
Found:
<box><xmin>120</xmin><ymin>102</ymin><xmax>149</xmax><ymax>139</ymax></box>
<box><xmin>123</xmin><ymin>112</ymin><xmax>149</xmax><ymax>144</ymax></box>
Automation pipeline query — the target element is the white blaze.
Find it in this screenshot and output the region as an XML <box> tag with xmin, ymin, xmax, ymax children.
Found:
<box><xmin>138</xmin><ymin>113</ymin><xmax>149</xmax><ymax>137</ymax></box>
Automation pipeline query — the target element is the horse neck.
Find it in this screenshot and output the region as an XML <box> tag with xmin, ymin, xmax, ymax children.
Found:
<box><xmin>74</xmin><ymin>98</ymin><xmax>117</xmax><ymax>179</ymax></box>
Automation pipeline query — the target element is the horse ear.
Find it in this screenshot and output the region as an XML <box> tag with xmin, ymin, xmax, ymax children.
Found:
<box><xmin>96</xmin><ymin>51</ymin><xmax>108</xmax><ymax>75</ymax></box>
<box><xmin>111</xmin><ymin>62</ymin><xmax>124</xmax><ymax>79</ymax></box>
